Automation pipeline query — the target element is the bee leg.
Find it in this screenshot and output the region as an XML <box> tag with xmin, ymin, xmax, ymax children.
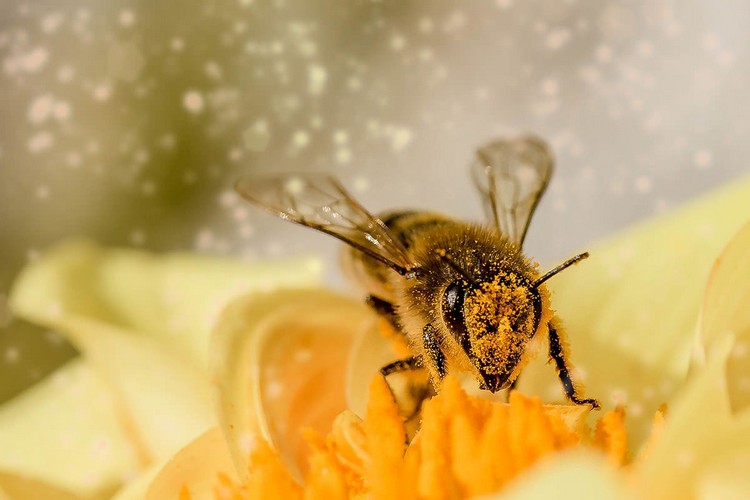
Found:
<box><xmin>547</xmin><ymin>321</ymin><xmax>600</xmax><ymax>409</ymax></box>
<box><xmin>380</xmin><ymin>356</ymin><xmax>422</xmax><ymax>376</ymax></box>
<box><xmin>366</xmin><ymin>295</ymin><xmax>402</xmax><ymax>332</ymax></box>
<box><xmin>423</xmin><ymin>322</ymin><xmax>447</xmax><ymax>380</ymax></box>
<box><xmin>379</xmin><ymin>356</ymin><xmax>433</xmax><ymax>441</ymax></box>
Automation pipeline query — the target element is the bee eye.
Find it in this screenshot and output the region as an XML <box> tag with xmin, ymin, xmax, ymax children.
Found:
<box><xmin>442</xmin><ymin>280</ymin><xmax>467</xmax><ymax>329</ymax></box>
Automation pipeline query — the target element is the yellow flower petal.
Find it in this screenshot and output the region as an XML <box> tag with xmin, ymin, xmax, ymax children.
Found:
<box><xmin>210</xmin><ymin>289</ymin><xmax>372</xmax><ymax>482</ymax></box>
<box><xmin>0</xmin><ymin>470</ymin><xmax>83</xmax><ymax>500</ymax></box>
<box><xmin>519</xmin><ymin>177</ymin><xmax>750</xmax><ymax>448</ymax></box>
<box><xmin>0</xmin><ymin>360</ymin><xmax>140</xmax><ymax>497</ymax></box>
<box><xmin>10</xmin><ymin>238</ymin><xmax>322</xmax><ymax>368</ymax></box>
<box><xmin>491</xmin><ymin>451</ymin><xmax>624</xmax><ymax>500</ymax></box>
<box><xmin>631</xmin><ymin>335</ymin><xmax>750</xmax><ymax>499</ymax></box>
<box><xmin>145</xmin><ymin>427</ymin><xmax>237</xmax><ymax>500</ymax></box>
<box><xmin>699</xmin><ymin>220</ymin><xmax>750</xmax><ymax>411</ymax></box>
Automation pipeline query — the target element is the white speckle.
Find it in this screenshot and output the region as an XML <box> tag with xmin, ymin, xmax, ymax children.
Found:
<box><xmin>28</xmin><ymin>95</ymin><xmax>55</xmax><ymax>124</ymax></box>
<box><xmin>333</xmin><ymin>130</ymin><xmax>349</xmax><ymax>145</ymax></box>
<box><xmin>183</xmin><ymin>90</ymin><xmax>205</xmax><ymax>113</ymax></box>
<box><xmin>634</xmin><ymin>175</ymin><xmax>652</xmax><ymax>193</ymax></box>
<box><xmin>41</xmin><ymin>13</ymin><xmax>65</xmax><ymax>34</ymax></box>
<box><xmin>53</xmin><ymin>101</ymin><xmax>71</xmax><ymax>121</ymax></box>
<box><xmin>141</xmin><ymin>181</ymin><xmax>156</xmax><ymax>196</ymax></box>
<box><xmin>57</xmin><ymin>65</ymin><xmax>75</xmax><ymax>83</ymax></box>
<box><xmin>159</xmin><ymin>134</ymin><xmax>176</xmax><ymax>149</ymax></box>
<box><xmin>693</xmin><ymin>149</ymin><xmax>713</xmax><ymax>169</ymax></box>
<box><xmin>229</xmin><ymin>207</ymin><xmax>248</xmax><ymax>223</ymax></box>
<box><xmin>335</xmin><ymin>148</ymin><xmax>352</xmax><ymax>164</ymax></box>
<box><xmin>171</xmin><ymin>38</ymin><xmax>185</xmax><ymax>51</ymax></box>
<box><xmin>495</xmin><ymin>0</ymin><xmax>514</xmax><ymax>9</ymax></box>
<box><xmin>129</xmin><ymin>229</ymin><xmax>146</xmax><ymax>245</ymax></box>
<box><xmin>418</xmin><ymin>18</ymin><xmax>434</xmax><ymax>34</ymax></box>
<box><xmin>292</xmin><ymin>130</ymin><xmax>310</xmax><ymax>148</ymax></box>
<box><xmin>238</xmin><ymin>223</ymin><xmax>255</xmax><ymax>239</ymax></box>
<box><xmin>540</xmin><ymin>78</ymin><xmax>559</xmax><ymax>96</ymax></box>
<box><xmin>28</xmin><ymin>132</ymin><xmax>54</xmax><ymax>152</ymax></box>
<box><xmin>307</xmin><ymin>64</ymin><xmax>327</xmax><ymax>95</ymax></box>
<box><xmin>119</xmin><ymin>10</ymin><xmax>135</xmax><ymax>27</ymax></box>
<box><xmin>194</xmin><ymin>228</ymin><xmax>215</xmax><ymax>251</ymax></box>
<box><xmin>388</xmin><ymin>126</ymin><xmax>413</xmax><ymax>151</ymax></box>
<box><xmin>310</xmin><ymin>115</ymin><xmax>323</xmax><ymax>129</ymax></box>
<box><xmin>347</xmin><ymin>76</ymin><xmax>362</xmax><ymax>91</ymax></box>
<box><xmin>284</xmin><ymin>177</ymin><xmax>305</xmax><ymax>195</ymax></box>
<box><xmin>204</xmin><ymin>61</ymin><xmax>223</xmax><ymax>80</ymax></box>
<box><xmin>352</xmin><ymin>177</ymin><xmax>370</xmax><ymax>193</ymax></box>
<box><xmin>4</xmin><ymin>347</ymin><xmax>20</xmax><ymax>363</ymax></box>
<box><xmin>243</xmin><ymin>121</ymin><xmax>271</xmax><ymax>152</ymax></box>
<box><xmin>595</xmin><ymin>45</ymin><xmax>613</xmax><ymax>63</ymax></box>
<box><xmin>219</xmin><ymin>189</ymin><xmax>238</xmax><ymax>208</ymax></box>
<box><xmin>92</xmin><ymin>83</ymin><xmax>112</xmax><ymax>102</ymax></box>
<box><xmin>546</xmin><ymin>28</ymin><xmax>571</xmax><ymax>50</ymax></box>
<box><xmin>35</xmin><ymin>185</ymin><xmax>50</xmax><ymax>200</ymax></box>
<box><xmin>6</xmin><ymin>47</ymin><xmax>49</xmax><ymax>74</ymax></box>
<box><xmin>390</xmin><ymin>35</ymin><xmax>406</xmax><ymax>51</ymax></box>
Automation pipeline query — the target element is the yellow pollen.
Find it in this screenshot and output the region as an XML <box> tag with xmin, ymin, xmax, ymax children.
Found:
<box><xmin>217</xmin><ymin>375</ymin><xmax>654</xmax><ymax>499</ymax></box>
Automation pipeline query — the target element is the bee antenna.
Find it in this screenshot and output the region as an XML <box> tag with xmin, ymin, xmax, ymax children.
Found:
<box><xmin>436</xmin><ymin>249</ymin><xmax>480</xmax><ymax>286</ymax></box>
<box><xmin>533</xmin><ymin>252</ymin><xmax>589</xmax><ymax>288</ymax></box>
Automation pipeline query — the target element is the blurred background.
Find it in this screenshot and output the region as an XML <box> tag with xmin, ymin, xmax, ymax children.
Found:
<box><xmin>1</xmin><ymin>0</ymin><xmax>748</xmax><ymax>402</ymax></box>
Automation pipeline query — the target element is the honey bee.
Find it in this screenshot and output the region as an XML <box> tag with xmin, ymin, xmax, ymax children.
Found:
<box><xmin>236</xmin><ymin>135</ymin><xmax>599</xmax><ymax>408</ymax></box>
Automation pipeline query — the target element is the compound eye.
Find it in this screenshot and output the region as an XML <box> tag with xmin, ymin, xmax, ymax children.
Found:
<box><xmin>442</xmin><ymin>280</ymin><xmax>467</xmax><ymax>331</ymax></box>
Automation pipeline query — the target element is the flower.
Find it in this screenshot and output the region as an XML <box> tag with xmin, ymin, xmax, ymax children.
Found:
<box><xmin>1</xmin><ymin>176</ymin><xmax>750</xmax><ymax>498</ymax></box>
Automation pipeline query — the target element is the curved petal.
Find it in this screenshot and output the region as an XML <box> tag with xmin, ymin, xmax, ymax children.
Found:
<box><xmin>518</xmin><ymin>177</ymin><xmax>750</xmax><ymax>448</ymax></box>
<box><xmin>6</xmin><ymin>312</ymin><xmax>214</xmax><ymax>465</ymax></box>
<box><xmin>0</xmin><ymin>470</ymin><xmax>84</xmax><ymax>500</ymax></box>
<box><xmin>699</xmin><ymin>221</ymin><xmax>750</xmax><ymax>412</ymax></box>
<box><xmin>10</xmin><ymin>239</ymin><xmax>322</xmax><ymax>368</ymax></box>
<box><xmin>491</xmin><ymin>451</ymin><xmax>624</xmax><ymax>500</ymax></box>
<box><xmin>145</xmin><ymin>427</ymin><xmax>236</xmax><ymax>500</ymax></box>
<box><xmin>0</xmin><ymin>360</ymin><xmax>141</xmax><ymax>497</ymax></box>
<box><xmin>631</xmin><ymin>335</ymin><xmax>750</xmax><ymax>498</ymax></box>
<box><xmin>211</xmin><ymin>289</ymin><xmax>373</xmax><ymax>482</ymax></box>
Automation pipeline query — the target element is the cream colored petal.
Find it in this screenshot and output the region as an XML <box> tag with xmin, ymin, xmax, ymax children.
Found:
<box><xmin>485</xmin><ymin>450</ymin><xmax>625</xmax><ymax>500</ymax></box>
<box><xmin>0</xmin><ymin>471</ymin><xmax>85</xmax><ymax>500</ymax></box>
<box><xmin>10</xmin><ymin>238</ymin><xmax>323</xmax><ymax>367</ymax></box>
<box><xmin>631</xmin><ymin>335</ymin><xmax>750</xmax><ymax>499</ymax></box>
<box><xmin>0</xmin><ymin>360</ymin><xmax>141</xmax><ymax>498</ymax></box>
<box><xmin>518</xmin><ymin>177</ymin><xmax>750</xmax><ymax>448</ymax></box>
<box><xmin>211</xmin><ymin>289</ymin><xmax>373</xmax><ymax>482</ymax></box>
<box><xmin>699</xmin><ymin>221</ymin><xmax>750</xmax><ymax>412</ymax></box>
<box><xmin>111</xmin><ymin>461</ymin><xmax>163</xmax><ymax>500</ymax></box>
<box><xmin>31</xmin><ymin>314</ymin><xmax>215</xmax><ymax>463</ymax></box>
<box><xmin>145</xmin><ymin>427</ymin><xmax>236</xmax><ymax>500</ymax></box>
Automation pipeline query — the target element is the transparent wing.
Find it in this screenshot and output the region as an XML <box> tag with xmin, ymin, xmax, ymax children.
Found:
<box><xmin>235</xmin><ymin>173</ymin><xmax>416</xmax><ymax>274</ymax></box>
<box><xmin>470</xmin><ymin>135</ymin><xmax>554</xmax><ymax>247</ymax></box>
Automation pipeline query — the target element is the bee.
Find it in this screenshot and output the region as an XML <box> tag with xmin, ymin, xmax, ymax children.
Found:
<box><xmin>236</xmin><ymin>135</ymin><xmax>599</xmax><ymax>408</ymax></box>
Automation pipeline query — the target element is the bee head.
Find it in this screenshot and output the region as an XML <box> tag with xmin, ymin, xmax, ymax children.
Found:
<box><xmin>442</xmin><ymin>271</ymin><xmax>541</xmax><ymax>393</ymax></box>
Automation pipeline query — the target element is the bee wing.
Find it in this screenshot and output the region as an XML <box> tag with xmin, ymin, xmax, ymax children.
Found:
<box><xmin>470</xmin><ymin>135</ymin><xmax>554</xmax><ymax>247</ymax></box>
<box><xmin>235</xmin><ymin>173</ymin><xmax>416</xmax><ymax>274</ymax></box>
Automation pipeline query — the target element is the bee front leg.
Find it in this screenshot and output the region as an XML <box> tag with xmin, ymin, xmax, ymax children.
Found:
<box><xmin>547</xmin><ymin>321</ymin><xmax>600</xmax><ymax>409</ymax></box>
<box><xmin>423</xmin><ymin>322</ymin><xmax>447</xmax><ymax>381</ymax></box>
